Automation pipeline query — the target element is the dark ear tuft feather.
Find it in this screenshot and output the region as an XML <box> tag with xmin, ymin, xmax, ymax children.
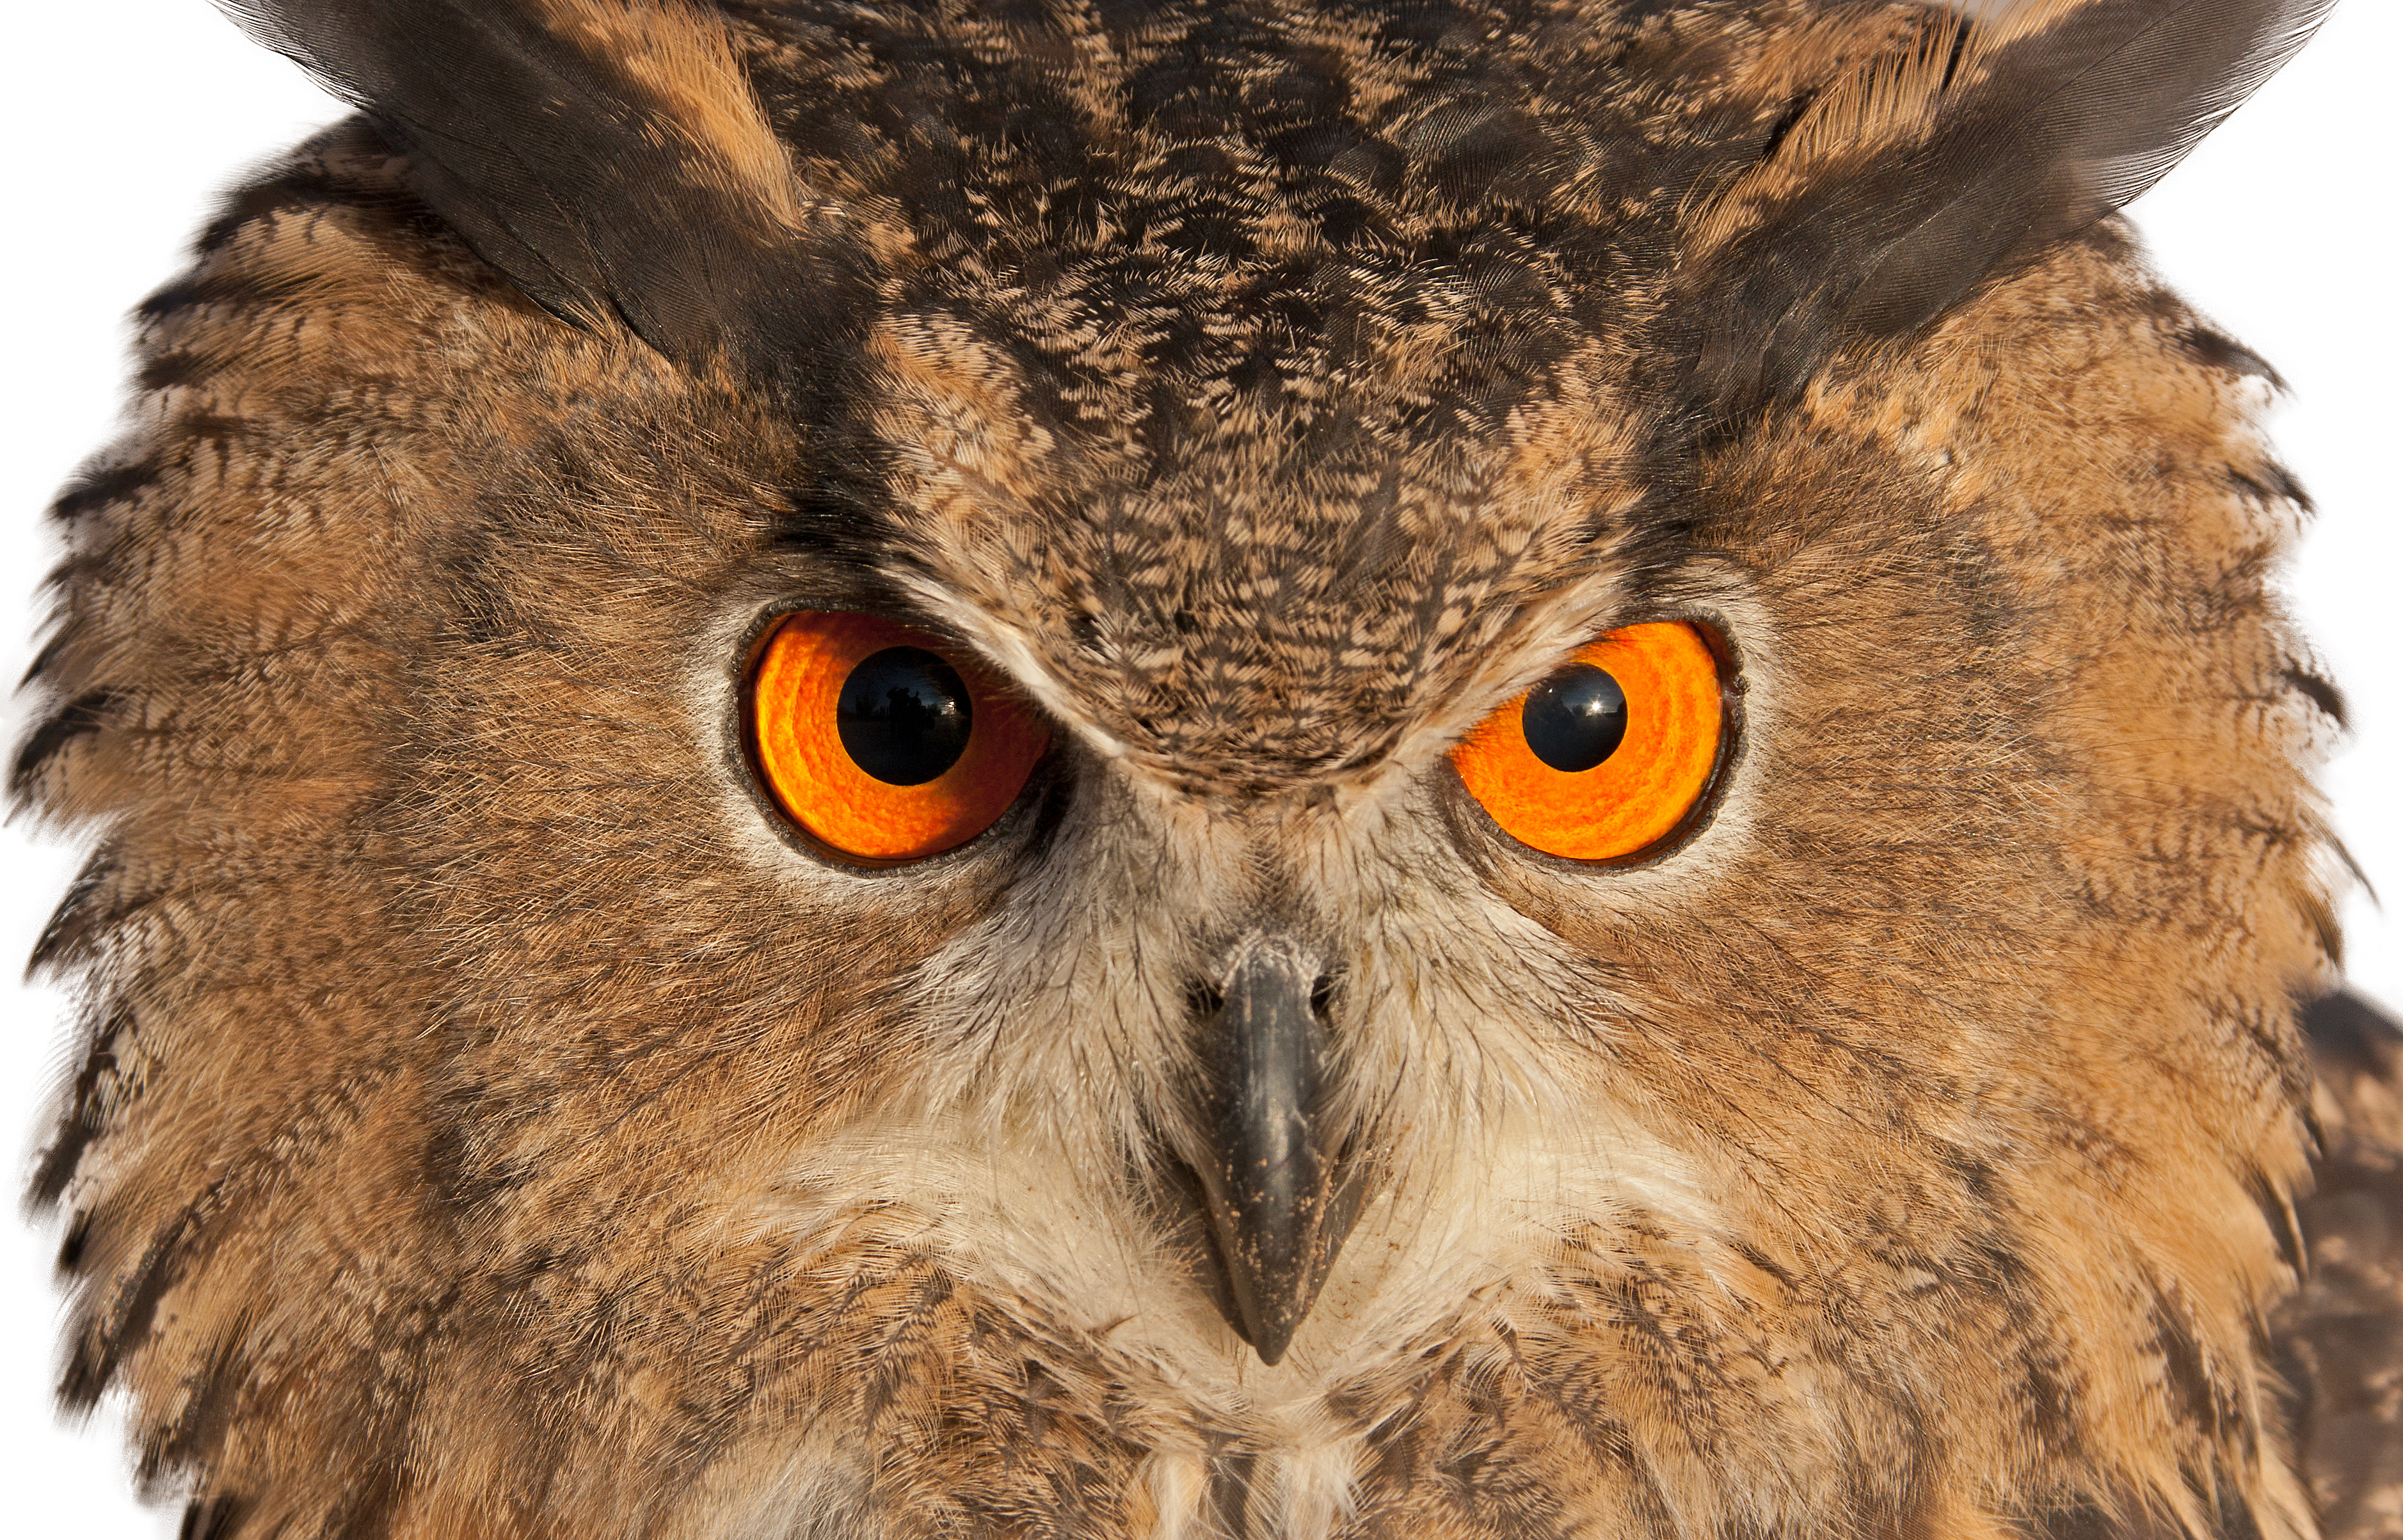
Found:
<box><xmin>214</xmin><ymin>0</ymin><xmax>869</xmax><ymax>389</ymax></box>
<box><xmin>1679</xmin><ymin>0</ymin><xmax>2335</xmax><ymax>416</ymax></box>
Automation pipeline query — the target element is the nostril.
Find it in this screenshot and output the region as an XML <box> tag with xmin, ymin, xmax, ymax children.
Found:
<box><xmin>1307</xmin><ymin>974</ymin><xmax>1336</xmax><ymax>1024</ymax></box>
<box><xmin>1185</xmin><ymin>978</ymin><xmax>1226</xmax><ymax>1018</ymax></box>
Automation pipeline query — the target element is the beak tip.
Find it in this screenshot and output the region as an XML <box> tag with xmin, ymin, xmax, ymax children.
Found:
<box><xmin>1201</xmin><ymin>1176</ymin><xmax>1352</xmax><ymax>1368</ymax></box>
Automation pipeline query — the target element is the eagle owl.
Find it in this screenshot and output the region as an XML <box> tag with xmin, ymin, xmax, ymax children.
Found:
<box><xmin>15</xmin><ymin>1</ymin><xmax>2403</xmax><ymax>1537</ymax></box>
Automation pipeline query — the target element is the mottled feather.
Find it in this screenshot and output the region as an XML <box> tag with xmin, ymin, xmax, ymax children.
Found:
<box><xmin>13</xmin><ymin>4</ymin><xmax>2379</xmax><ymax>1537</ymax></box>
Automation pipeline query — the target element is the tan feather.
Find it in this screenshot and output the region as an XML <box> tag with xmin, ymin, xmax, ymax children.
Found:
<box><xmin>527</xmin><ymin>0</ymin><xmax>802</xmax><ymax>228</ymax></box>
<box><xmin>14</xmin><ymin>4</ymin><xmax>2372</xmax><ymax>1537</ymax></box>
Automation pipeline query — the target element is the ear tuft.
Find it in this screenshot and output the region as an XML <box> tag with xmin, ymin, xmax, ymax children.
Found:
<box><xmin>526</xmin><ymin>0</ymin><xmax>803</xmax><ymax>228</ymax></box>
<box><xmin>216</xmin><ymin>0</ymin><xmax>857</xmax><ymax>383</ymax></box>
<box><xmin>1677</xmin><ymin>0</ymin><xmax>2336</xmax><ymax>415</ymax></box>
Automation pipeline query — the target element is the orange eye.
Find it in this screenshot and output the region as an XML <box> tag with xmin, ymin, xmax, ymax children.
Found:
<box><xmin>747</xmin><ymin>612</ymin><xmax>1050</xmax><ymax>862</ymax></box>
<box><xmin>1451</xmin><ymin>621</ymin><xmax>1727</xmax><ymax>862</ymax></box>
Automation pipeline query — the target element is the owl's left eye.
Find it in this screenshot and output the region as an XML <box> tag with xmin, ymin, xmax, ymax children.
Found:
<box><xmin>1451</xmin><ymin>621</ymin><xmax>1728</xmax><ymax>862</ymax></box>
<box><xmin>746</xmin><ymin>612</ymin><xmax>1050</xmax><ymax>862</ymax></box>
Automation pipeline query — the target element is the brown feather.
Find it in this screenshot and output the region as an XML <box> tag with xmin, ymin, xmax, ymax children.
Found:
<box><xmin>13</xmin><ymin>4</ymin><xmax>2369</xmax><ymax>1536</ymax></box>
<box><xmin>1678</xmin><ymin>0</ymin><xmax>2339</xmax><ymax>411</ymax></box>
<box><xmin>212</xmin><ymin>0</ymin><xmax>869</xmax><ymax>392</ymax></box>
<box><xmin>2278</xmin><ymin>991</ymin><xmax>2403</xmax><ymax>1540</ymax></box>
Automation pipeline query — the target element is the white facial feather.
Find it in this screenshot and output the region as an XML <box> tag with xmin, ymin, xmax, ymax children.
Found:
<box><xmin>737</xmin><ymin>742</ymin><xmax>1751</xmax><ymax>1539</ymax></box>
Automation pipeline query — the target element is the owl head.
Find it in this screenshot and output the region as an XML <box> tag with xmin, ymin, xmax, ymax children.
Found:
<box><xmin>19</xmin><ymin>2</ymin><xmax>2351</xmax><ymax>1537</ymax></box>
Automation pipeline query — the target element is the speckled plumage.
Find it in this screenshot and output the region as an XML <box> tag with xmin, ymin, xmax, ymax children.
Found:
<box><xmin>17</xmin><ymin>2</ymin><xmax>2398</xmax><ymax>1537</ymax></box>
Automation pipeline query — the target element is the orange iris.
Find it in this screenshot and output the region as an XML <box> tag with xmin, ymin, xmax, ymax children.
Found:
<box><xmin>748</xmin><ymin>612</ymin><xmax>1050</xmax><ymax>862</ymax></box>
<box><xmin>1451</xmin><ymin>621</ymin><xmax>1726</xmax><ymax>861</ymax></box>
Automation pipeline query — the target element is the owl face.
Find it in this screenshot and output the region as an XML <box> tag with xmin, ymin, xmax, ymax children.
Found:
<box><xmin>18</xmin><ymin>3</ymin><xmax>2349</xmax><ymax>1538</ymax></box>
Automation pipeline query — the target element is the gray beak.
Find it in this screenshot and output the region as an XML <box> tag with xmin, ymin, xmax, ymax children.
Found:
<box><xmin>1187</xmin><ymin>936</ymin><xmax>1361</xmax><ymax>1365</ymax></box>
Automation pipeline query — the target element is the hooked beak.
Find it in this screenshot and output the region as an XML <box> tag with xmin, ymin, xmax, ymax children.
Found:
<box><xmin>1186</xmin><ymin>937</ymin><xmax>1362</xmax><ymax>1365</ymax></box>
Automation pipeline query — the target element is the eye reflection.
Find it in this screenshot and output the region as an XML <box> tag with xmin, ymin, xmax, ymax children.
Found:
<box><xmin>835</xmin><ymin>646</ymin><xmax>974</xmax><ymax>786</ymax></box>
<box><xmin>1521</xmin><ymin>663</ymin><xmax>1628</xmax><ymax>773</ymax></box>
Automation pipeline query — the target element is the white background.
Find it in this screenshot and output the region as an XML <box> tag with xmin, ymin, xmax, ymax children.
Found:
<box><xmin>3</xmin><ymin>3</ymin><xmax>2398</xmax><ymax>1532</ymax></box>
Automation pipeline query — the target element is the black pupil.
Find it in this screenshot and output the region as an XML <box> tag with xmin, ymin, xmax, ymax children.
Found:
<box><xmin>1521</xmin><ymin>665</ymin><xmax>1628</xmax><ymax>774</ymax></box>
<box><xmin>836</xmin><ymin>647</ymin><xmax>974</xmax><ymax>786</ymax></box>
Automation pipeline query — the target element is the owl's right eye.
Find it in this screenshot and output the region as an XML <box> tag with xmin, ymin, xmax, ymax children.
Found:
<box><xmin>746</xmin><ymin>612</ymin><xmax>1050</xmax><ymax>862</ymax></box>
